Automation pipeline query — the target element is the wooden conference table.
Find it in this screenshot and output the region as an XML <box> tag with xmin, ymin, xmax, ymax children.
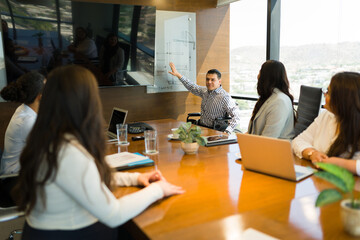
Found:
<box><xmin>108</xmin><ymin>119</ymin><xmax>360</xmax><ymax>240</ymax></box>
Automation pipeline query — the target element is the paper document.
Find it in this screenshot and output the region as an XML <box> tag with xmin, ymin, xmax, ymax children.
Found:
<box><xmin>106</xmin><ymin>152</ymin><xmax>154</xmax><ymax>170</ymax></box>
<box><xmin>242</xmin><ymin>228</ymin><xmax>279</xmax><ymax>240</ymax></box>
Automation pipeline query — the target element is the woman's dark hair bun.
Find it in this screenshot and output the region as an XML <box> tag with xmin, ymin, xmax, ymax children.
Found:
<box><xmin>0</xmin><ymin>71</ymin><xmax>45</xmax><ymax>104</ymax></box>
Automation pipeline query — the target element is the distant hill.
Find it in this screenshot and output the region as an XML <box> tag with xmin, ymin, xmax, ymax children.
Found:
<box><xmin>231</xmin><ymin>42</ymin><xmax>360</xmax><ymax>66</ymax></box>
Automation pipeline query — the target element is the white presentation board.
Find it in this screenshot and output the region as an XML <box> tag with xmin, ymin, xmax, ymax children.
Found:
<box><xmin>147</xmin><ymin>10</ymin><xmax>196</xmax><ymax>93</ymax></box>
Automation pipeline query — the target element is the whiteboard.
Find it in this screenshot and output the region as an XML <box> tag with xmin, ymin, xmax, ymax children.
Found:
<box><xmin>147</xmin><ymin>10</ymin><xmax>196</xmax><ymax>93</ymax></box>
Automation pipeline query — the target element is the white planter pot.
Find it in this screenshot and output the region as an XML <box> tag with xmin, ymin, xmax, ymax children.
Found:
<box><xmin>181</xmin><ymin>142</ymin><xmax>199</xmax><ymax>154</ymax></box>
<box><xmin>341</xmin><ymin>199</ymin><xmax>360</xmax><ymax>236</ymax></box>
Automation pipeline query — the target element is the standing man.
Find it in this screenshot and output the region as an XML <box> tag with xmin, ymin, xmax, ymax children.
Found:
<box><xmin>169</xmin><ymin>62</ymin><xmax>241</xmax><ymax>134</ymax></box>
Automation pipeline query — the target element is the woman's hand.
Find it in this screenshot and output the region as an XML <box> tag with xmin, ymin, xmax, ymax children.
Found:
<box><xmin>310</xmin><ymin>151</ymin><xmax>328</xmax><ymax>164</ymax></box>
<box><xmin>137</xmin><ymin>170</ymin><xmax>165</xmax><ymax>187</ymax></box>
<box><xmin>155</xmin><ymin>180</ymin><xmax>185</xmax><ymax>197</ymax></box>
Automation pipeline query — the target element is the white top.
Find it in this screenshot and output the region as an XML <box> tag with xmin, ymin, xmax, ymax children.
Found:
<box><xmin>27</xmin><ymin>137</ymin><xmax>164</xmax><ymax>230</ymax></box>
<box><xmin>292</xmin><ymin>110</ymin><xmax>360</xmax><ymax>175</ymax></box>
<box><xmin>76</xmin><ymin>37</ymin><xmax>98</xmax><ymax>59</ymax></box>
<box><xmin>1</xmin><ymin>104</ymin><xmax>36</xmax><ymax>175</ymax></box>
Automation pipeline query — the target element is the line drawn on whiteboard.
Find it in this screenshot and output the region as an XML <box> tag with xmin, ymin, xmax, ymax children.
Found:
<box><xmin>148</xmin><ymin>11</ymin><xmax>196</xmax><ymax>93</ymax></box>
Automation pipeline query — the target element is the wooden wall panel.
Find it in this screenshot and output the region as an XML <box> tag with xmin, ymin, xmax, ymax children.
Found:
<box><xmin>99</xmin><ymin>86</ymin><xmax>189</xmax><ymax>123</ymax></box>
<box><xmin>196</xmin><ymin>6</ymin><xmax>230</xmax><ymax>91</ymax></box>
<box><xmin>0</xmin><ymin>0</ymin><xmax>230</xmax><ymax>149</ymax></box>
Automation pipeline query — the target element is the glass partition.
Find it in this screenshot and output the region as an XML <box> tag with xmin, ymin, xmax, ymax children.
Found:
<box><xmin>0</xmin><ymin>0</ymin><xmax>155</xmax><ymax>87</ymax></box>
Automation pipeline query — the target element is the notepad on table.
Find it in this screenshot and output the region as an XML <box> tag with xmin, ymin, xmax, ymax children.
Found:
<box><xmin>17</xmin><ymin>56</ymin><xmax>38</xmax><ymax>62</ymax></box>
<box><xmin>105</xmin><ymin>152</ymin><xmax>154</xmax><ymax>170</ymax></box>
<box><xmin>205</xmin><ymin>133</ymin><xmax>237</xmax><ymax>147</ymax></box>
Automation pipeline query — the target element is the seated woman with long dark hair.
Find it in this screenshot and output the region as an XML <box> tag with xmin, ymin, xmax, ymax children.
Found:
<box><xmin>292</xmin><ymin>72</ymin><xmax>360</xmax><ymax>175</ymax></box>
<box><xmin>248</xmin><ymin>60</ymin><xmax>296</xmax><ymax>139</ymax></box>
<box><xmin>13</xmin><ymin>65</ymin><xmax>184</xmax><ymax>239</ymax></box>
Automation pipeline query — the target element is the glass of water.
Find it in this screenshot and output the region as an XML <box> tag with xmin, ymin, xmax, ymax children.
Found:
<box><xmin>144</xmin><ymin>130</ymin><xmax>158</xmax><ymax>155</ymax></box>
<box><xmin>116</xmin><ymin>123</ymin><xmax>129</xmax><ymax>146</ymax></box>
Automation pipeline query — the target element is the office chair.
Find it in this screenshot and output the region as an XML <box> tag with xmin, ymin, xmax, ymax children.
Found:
<box><xmin>186</xmin><ymin>113</ymin><xmax>231</xmax><ymax>132</ymax></box>
<box><xmin>0</xmin><ymin>174</ymin><xmax>23</xmax><ymax>240</ymax></box>
<box><xmin>293</xmin><ymin>85</ymin><xmax>323</xmax><ymax>138</ymax></box>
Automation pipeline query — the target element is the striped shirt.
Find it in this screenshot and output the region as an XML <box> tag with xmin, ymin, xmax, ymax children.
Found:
<box><xmin>179</xmin><ymin>76</ymin><xmax>241</xmax><ymax>132</ymax></box>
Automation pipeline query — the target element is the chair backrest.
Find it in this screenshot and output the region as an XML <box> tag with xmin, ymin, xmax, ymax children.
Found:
<box><xmin>118</xmin><ymin>42</ymin><xmax>130</xmax><ymax>71</ymax></box>
<box><xmin>293</xmin><ymin>85</ymin><xmax>323</xmax><ymax>137</ymax></box>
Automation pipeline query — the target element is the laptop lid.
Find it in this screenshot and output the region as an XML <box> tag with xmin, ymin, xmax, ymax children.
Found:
<box><xmin>107</xmin><ymin>108</ymin><xmax>128</xmax><ymax>139</ymax></box>
<box><xmin>236</xmin><ymin>133</ymin><xmax>314</xmax><ymax>181</ymax></box>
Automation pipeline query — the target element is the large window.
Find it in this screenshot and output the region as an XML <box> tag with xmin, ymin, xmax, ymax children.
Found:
<box><xmin>230</xmin><ymin>0</ymin><xmax>267</xmax><ymax>131</ymax></box>
<box><xmin>280</xmin><ymin>0</ymin><xmax>360</xmax><ymax>99</ymax></box>
<box><xmin>0</xmin><ymin>0</ymin><xmax>73</xmax><ymax>49</ymax></box>
<box><xmin>230</xmin><ymin>0</ymin><xmax>360</xmax><ymax>130</ymax></box>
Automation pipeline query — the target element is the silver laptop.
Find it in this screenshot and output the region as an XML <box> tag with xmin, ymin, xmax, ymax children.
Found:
<box><xmin>107</xmin><ymin>108</ymin><xmax>128</xmax><ymax>139</ymax></box>
<box><xmin>236</xmin><ymin>133</ymin><xmax>314</xmax><ymax>181</ymax></box>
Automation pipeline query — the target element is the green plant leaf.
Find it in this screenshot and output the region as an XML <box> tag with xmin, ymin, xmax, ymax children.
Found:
<box><xmin>177</xmin><ymin>122</ymin><xmax>203</xmax><ymax>143</ymax></box>
<box><xmin>184</xmin><ymin>122</ymin><xmax>192</xmax><ymax>130</ymax></box>
<box><xmin>315</xmin><ymin>163</ymin><xmax>355</xmax><ymax>192</ymax></box>
<box><xmin>314</xmin><ymin>171</ymin><xmax>348</xmax><ymax>192</ymax></box>
<box><xmin>195</xmin><ymin>136</ymin><xmax>207</xmax><ymax>146</ymax></box>
<box><xmin>315</xmin><ymin>189</ymin><xmax>343</xmax><ymax>207</ymax></box>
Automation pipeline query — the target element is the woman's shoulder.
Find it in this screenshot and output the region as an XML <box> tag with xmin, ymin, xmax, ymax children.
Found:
<box><xmin>10</xmin><ymin>104</ymin><xmax>36</xmax><ymax>126</ymax></box>
<box><xmin>316</xmin><ymin>109</ymin><xmax>335</xmax><ymax>122</ymax></box>
<box><xmin>269</xmin><ymin>89</ymin><xmax>292</xmax><ymax>106</ymax></box>
<box><xmin>59</xmin><ymin>135</ymin><xmax>94</xmax><ymax>162</ymax></box>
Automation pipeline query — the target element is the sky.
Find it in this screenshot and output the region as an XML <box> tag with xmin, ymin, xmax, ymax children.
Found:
<box><xmin>230</xmin><ymin>0</ymin><xmax>360</xmax><ymax>50</ymax></box>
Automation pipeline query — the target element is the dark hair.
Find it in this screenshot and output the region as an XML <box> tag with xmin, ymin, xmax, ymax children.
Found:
<box><xmin>251</xmin><ymin>60</ymin><xmax>295</xmax><ymax>122</ymax></box>
<box><xmin>102</xmin><ymin>33</ymin><xmax>120</xmax><ymax>72</ymax></box>
<box><xmin>13</xmin><ymin>65</ymin><xmax>111</xmax><ymax>214</ymax></box>
<box><xmin>327</xmin><ymin>72</ymin><xmax>360</xmax><ymax>158</ymax></box>
<box><xmin>0</xmin><ymin>71</ymin><xmax>45</xmax><ymax>104</ymax></box>
<box><xmin>1</xmin><ymin>19</ymin><xmax>9</xmax><ymax>38</ymax></box>
<box><xmin>74</xmin><ymin>27</ymin><xmax>87</xmax><ymax>46</ymax></box>
<box><xmin>207</xmin><ymin>69</ymin><xmax>221</xmax><ymax>79</ymax></box>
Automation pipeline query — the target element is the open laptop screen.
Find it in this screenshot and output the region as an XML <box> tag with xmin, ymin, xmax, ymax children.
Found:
<box><xmin>108</xmin><ymin>108</ymin><xmax>128</xmax><ymax>138</ymax></box>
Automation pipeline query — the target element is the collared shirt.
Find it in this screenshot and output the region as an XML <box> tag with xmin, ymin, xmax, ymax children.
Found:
<box><xmin>0</xmin><ymin>104</ymin><xmax>37</xmax><ymax>175</ymax></box>
<box><xmin>179</xmin><ymin>76</ymin><xmax>241</xmax><ymax>132</ymax></box>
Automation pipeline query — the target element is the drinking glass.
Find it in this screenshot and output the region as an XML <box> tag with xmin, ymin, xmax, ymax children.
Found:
<box><xmin>144</xmin><ymin>130</ymin><xmax>157</xmax><ymax>154</ymax></box>
<box><xmin>116</xmin><ymin>124</ymin><xmax>129</xmax><ymax>145</ymax></box>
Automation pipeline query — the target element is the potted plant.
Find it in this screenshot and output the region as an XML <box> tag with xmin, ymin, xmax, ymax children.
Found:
<box><xmin>175</xmin><ymin>122</ymin><xmax>207</xmax><ymax>154</ymax></box>
<box><xmin>314</xmin><ymin>162</ymin><xmax>360</xmax><ymax>236</ymax></box>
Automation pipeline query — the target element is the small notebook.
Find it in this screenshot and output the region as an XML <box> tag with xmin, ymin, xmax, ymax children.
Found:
<box><xmin>205</xmin><ymin>134</ymin><xmax>237</xmax><ymax>147</ymax></box>
<box><xmin>17</xmin><ymin>56</ymin><xmax>37</xmax><ymax>62</ymax></box>
<box><xmin>105</xmin><ymin>152</ymin><xmax>154</xmax><ymax>170</ymax></box>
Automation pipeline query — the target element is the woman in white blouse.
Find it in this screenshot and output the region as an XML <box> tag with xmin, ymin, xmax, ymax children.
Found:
<box><xmin>13</xmin><ymin>65</ymin><xmax>184</xmax><ymax>239</ymax></box>
<box><xmin>292</xmin><ymin>72</ymin><xmax>360</xmax><ymax>175</ymax></box>
<box><xmin>0</xmin><ymin>71</ymin><xmax>45</xmax><ymax>207</ymax></box>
